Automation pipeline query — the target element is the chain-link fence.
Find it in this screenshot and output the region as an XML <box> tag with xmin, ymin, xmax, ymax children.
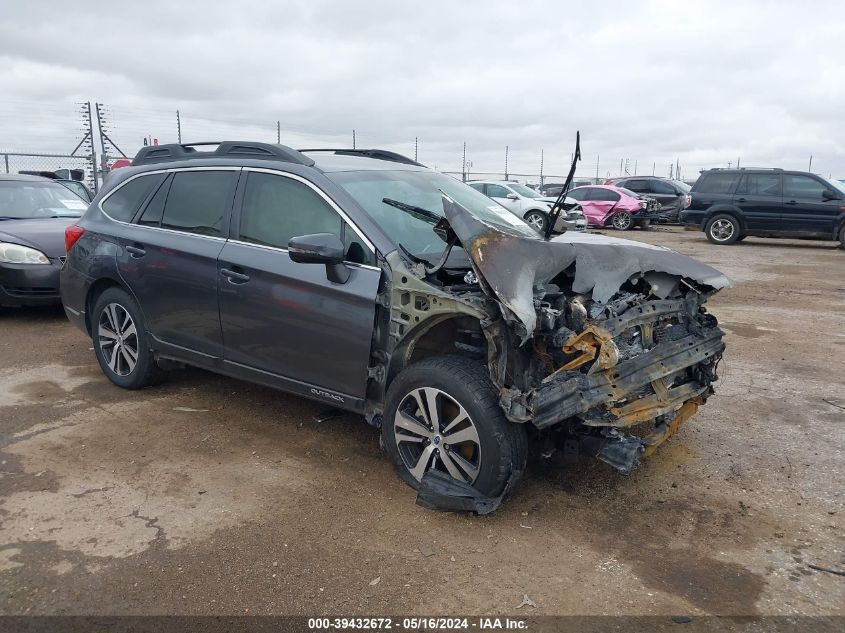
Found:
<box><xmin>1</xmin><ymin>152</ymin><xmax>98</xmax><ymax>192</ymax></box>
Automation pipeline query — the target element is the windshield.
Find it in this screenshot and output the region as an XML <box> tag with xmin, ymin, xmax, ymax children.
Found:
<box><xmin>329</xmin><ymin>170</ymin><xmax>538</xmax><ymax>257</ymax></box>
<box><xmin>508</xmin><ymin>183</ymin><xmax>543</xmax><ymax>199</ymax></box>
<box><xmin>821</xmin><ymin>176</ymin><xmax>845</xmax><ymax>195</ymax></box>
<box><xmin>0</xmin><ymin>180</ymin><xmax>87</xmax><ymax>219</ymax></box>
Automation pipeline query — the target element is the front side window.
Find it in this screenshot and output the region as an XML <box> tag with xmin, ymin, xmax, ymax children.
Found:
<box><xmin>508</xmin><ymin>183</ymin><xmax>542</xmax><ymax>199</ymax></box>
<box><xmin>486</xmin><ymin>184</ymin><xmax>511</xmax><ymax>198</ymax></box>
<box><xmin>698</xmin><ymin>172</ymin><xmax>739</xmax><ymax>194</ymax></box>
<box><xmin>103</xmin><ymin>173</ymin><xmax>165</xmax><ymax>221</ymax></box>
<box><xmin>783</xmin><ymin>175</ymin><xmax>826</xmax><ymax>199</ymax></box>
<box><xmin>239</xmin><ymin>172</ymin><xmax>372</xmax><ymax>264</ymax></box>
<box><xmin>468</xmin><ymin>183</ymin><xmax>486</xmax><ymax>194</ymax></box>
<box><xmin>159</xmin><ymin>171</ymin><xmax>237</xmax><ymax>236</ymax></box>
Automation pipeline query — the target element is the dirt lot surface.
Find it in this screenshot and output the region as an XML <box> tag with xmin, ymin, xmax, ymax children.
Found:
<box><xmin>0</xmin><ymin>227</ymin><xmax>843</xmax><ymax>616</ymax></box>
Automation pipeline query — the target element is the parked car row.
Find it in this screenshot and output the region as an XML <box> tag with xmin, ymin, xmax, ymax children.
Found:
<box><xmin>467</xmin><ymin>180</ymin><xmax>586</xmax><ymax>233</ymax></box>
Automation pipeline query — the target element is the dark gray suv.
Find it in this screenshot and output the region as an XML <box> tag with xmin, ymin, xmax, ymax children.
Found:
<box><xmin>61</xmin><ymin>141</ymin><xmax>731</xmax><ymax>512</ymax></box>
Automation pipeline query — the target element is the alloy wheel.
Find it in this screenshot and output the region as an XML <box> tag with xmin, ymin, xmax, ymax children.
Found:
<box><xmin>612</xmin><ymin>212</ymin><xmax>633</xmax><ymax>230</ymax></box>
<box><xmin>393</xmin><ymin>387</ymin><xmax>482</xmax><ymax>484</ymax></box>
<box><xmin>525</xmin><ymin>212</ymin><xmax>546</xmax><ymax>232</ymax></box>
<box><xmin>98</xmin><ymin>303</ymin><xmax>139</xmax><ymax>376</ymax></box>
<box><xmin>710</xmin><ymin>218</ymin><xmax>735</xmax><ymax>242</ymax></box>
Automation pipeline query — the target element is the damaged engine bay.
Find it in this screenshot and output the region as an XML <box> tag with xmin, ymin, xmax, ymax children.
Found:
<box><xmin>370</xmin><ymin>192</ymin><xmax>731</xmax><ymax>511</ymax></box>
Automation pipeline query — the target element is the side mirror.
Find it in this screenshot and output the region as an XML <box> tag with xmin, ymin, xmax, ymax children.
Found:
<box><xmin>288</xmin><ymin>233</ymin><xmax>350</xmax><ymax>284</ymax></box>
<box><xmin>822</xmin><ymin>189</ymin><xmax>841</xmax><ymax>201</ymax></box>
<box><xmin>506</xmin><ymin>193</ymin><xmax>519</xmax><ymax>200</ymax></box>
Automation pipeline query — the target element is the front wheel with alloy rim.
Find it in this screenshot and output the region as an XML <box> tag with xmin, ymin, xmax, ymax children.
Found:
<box><xmin>523</xmin><ymin>210</ymin><xmax>549</xmax><ymax>234</ymax></box>
<box><xmin>382</xmin><ymin>356</ymin><xmax>527</xmax><ymax>498</ymax></box>
<box><xmin>92</xmin><ymin>287</ymin><xmax>163</xmax><ymax>389</ymax></box>
<box><xmin>611</xmin><ymin>211</ymin><xmax>633</xmax><ymax>230</ymax></box>
<box><xmin>705</xmin><ymin>214</ymin><xmax>741</xmax><ymax>245</ymax></box>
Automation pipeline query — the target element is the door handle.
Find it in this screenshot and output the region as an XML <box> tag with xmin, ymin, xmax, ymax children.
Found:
<box><xmin>220</xmin><ymin>267</ymin><xmax>250</xmax><ymax>284</ymax></box>
<box><xmin>735</xmin><ymin>197</ymin><xmax>747</xmax><ymax>203</ymax></box>
<box><xmin>785</xmin><ymin>200</ymin><xmax>798</xmax><ymax>205</ymax></box>
<box><xmin>125</xmin><ymin>244</ymin><xmax>146</xmax><ymax>258</ymax></box>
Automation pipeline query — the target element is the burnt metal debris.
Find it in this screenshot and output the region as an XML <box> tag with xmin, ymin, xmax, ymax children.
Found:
<box><xmin>367</xmin><ymin>152</ymin><xmax>731</xmax><ymax>513</ymax></box>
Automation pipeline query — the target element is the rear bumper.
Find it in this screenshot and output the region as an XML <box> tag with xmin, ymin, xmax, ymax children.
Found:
<box><xmin>0</xmin><ymin>261</ymin><xmax>62</xmax><ymax>306</ymax></box>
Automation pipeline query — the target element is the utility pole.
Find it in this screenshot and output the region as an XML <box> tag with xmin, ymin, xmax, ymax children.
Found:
<box><xmin>462</xmin><ymin>142</ymin><xmax>467</xmax><ymax>182</ymax></box>
<box><xmin>352</xmin><ymin>129</ymin><xmax>356</xmax><ymax>149</ymax></box>
<box><xmin>619</xmin><ymin>158</ymin><xmax>623</xmax><ymax>175</ymax></box>
<box><xmin>277</xmin><ymin>121</ymin><xmax>281</xmax><ymax>144</ymax></box>
<box><xmin>504</xmin><ymin>145</ymin><xmax>509</xmax><ymax>181</ymax></box>
<box><xmin>737</xmin><ymin>157</ymin><xmax>741</xmax><ymax>169</ymax></box>
<box><xmin>414</xmin><ymin>137</ymin><xmax>418</xmax><ymax>162</ymax></box>
<box><xmin>176</xmin><ymin>110</ymin><xmax>182</xmax><ymax>144</ymax></box>
<box><xmin>539</xmin><ymin>149</ymin><xmax>544</xmax><ymax>185</ymax></box>
<box><xmin>596</xmin><ymin>155</ymin><xmax>599</xmax><ymax>183</ymax></box>
<box><xmin>652</xmin><ymin>162</ymin><xmax>655</xmax><ymax>176</ymax></box>
<box><xmin>634</xmin><ymin>160</ymin><xmax>638</xmax><ymax>175</ymax></box>
<box><xmin>808</xmin><ymin>155</ymin><xmax>813</xmax><ymax>171</ymax></box>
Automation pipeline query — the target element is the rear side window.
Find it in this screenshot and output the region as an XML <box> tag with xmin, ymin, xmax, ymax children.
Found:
<box><xmin>783</xmin><ymin>175</ymin><xmax>825</xmax><ymax>199</ymax></box>
<box><xmin>588</xmin><ymin>188</ymin><xmax>620</xmax><ymax>202</ymax></box>
<box><xmin>737</xmin><ymin>173</ymin><xmax>780</xmax><ymax>196</ymax></box>
<box><xmin>650</xmin><ymin>180</ymin><xmax>677</xmax><ymax>194</ymax></box>
<box><xmin>625</xmin><ymin>179</ymin><xmax>649</xmax><ymax>193</ymax></box>
<box><xmin>696</xmin><ymin>173</ymin><xmax>739</xmax><ymax>194</ymax></box>
<box><xmin>565</xmin><ymin>188</ymin><xmax>588</xmax><ymax>201</ymax></box>
<box><xmin>158</xmin><ymin>171</ymin><xmax>237</xmax><ymax>236</ymax></box>
<box><xmin>102</xmin><ymin>174</ymin><xmax>164</xmax><ymax>221</ymax></box>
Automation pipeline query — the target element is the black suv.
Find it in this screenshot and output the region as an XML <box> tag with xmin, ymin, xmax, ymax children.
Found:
<box><xmin>606</xmin><ymin>176</ymin><xmax>691</xmax><ymax>224</ymax></box>
<box><xmin>60</xmin><ymin>141</ymin><xmax>731</xmax><ymax>512</ymax></box>
<box><xmin>680</xmin><ymin>168</ymin><xmax>845</xmax><ymax>247</ymax></box>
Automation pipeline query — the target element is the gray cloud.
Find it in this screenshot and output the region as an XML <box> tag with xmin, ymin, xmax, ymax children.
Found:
<box><xmin>1</xmin><ymin>0</ymin><xmax>842</xmax><ymax>180</ymax></box>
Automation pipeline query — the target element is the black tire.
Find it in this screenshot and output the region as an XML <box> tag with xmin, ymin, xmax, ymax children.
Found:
<box><xmin>705</xmin><ymin>214</ymin><xmax>740</xmax><ymax>245</ymax></box>
<box><xmin>523</xmin><ymin>210</ymin><xmax>549</xmax><ymax>234</ymax></box>
<box><xmin>611</xmin><ymin>211</ymin><xmax>633</xmax><ymax>230</ymax></box>
<box><xmin>382</xmin><ymin>356</ymin><xmax>527</xmax><ymax>498</ymax></box>
<box><xmin>91</xmin><ymin>287</ymin><xmax>163</xmax><ymax>389</ymax></box>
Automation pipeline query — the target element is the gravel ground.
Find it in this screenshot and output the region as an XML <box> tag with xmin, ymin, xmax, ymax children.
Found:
<box><xmin>0</xmin><ymin>227</ymin><xmax>842</xmax><ymax>616</ymax></box>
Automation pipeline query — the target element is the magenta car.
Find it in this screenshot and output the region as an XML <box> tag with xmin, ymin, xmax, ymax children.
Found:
<box><xmin>565</xmin><ymin>185</ymin><xmax>661</xmax><ymax>230</ymax></box>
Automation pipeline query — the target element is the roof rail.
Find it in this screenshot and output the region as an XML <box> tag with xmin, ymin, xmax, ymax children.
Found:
<box><xmin>299</xmin><ymin>148</ymin><xmax>424</xmax><ymax>166</ymax></box>
<box><xmin>706</xmin><ymin>167</ymin><xmax>783</xmax><ymax>172</ymax></box>
<box><xmin>131</xmin><ymin>141</ymin><xmax>315</xmax><ymax>167</ymax></box>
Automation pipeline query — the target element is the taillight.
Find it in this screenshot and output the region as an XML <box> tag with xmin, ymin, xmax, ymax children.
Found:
<box><xmin>65</xmin><ymin>225</ymin><xmax>85</xmax><ymax>252</ymax></box>
<box><xmin>684</xmin><ymin>195</ymin><xmax>692</xmax><ymax>208</ymax></box>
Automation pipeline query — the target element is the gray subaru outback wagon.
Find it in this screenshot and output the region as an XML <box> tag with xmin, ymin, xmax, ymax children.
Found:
<box><xmin>61</xmin><ymin>141</ymin><xmax>731</xmax><ymax>512</ymax></box>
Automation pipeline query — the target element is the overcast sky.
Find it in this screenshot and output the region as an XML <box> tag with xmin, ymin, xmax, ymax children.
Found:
<box><xmin>1</xmin><ymin>0</ymin><xmax>842</xmax><ymax>180</ymax></box>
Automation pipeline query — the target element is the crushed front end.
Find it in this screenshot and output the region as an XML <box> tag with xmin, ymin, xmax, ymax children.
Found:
<box><xmin>509</xmin><ymin>279</ymin><xmax>724</xmax><ymax>473</ymax></box>
<box><xmin>443</xmin><ymin>197</ymin><xmax>731</xmax><ymax>475</ymax></box>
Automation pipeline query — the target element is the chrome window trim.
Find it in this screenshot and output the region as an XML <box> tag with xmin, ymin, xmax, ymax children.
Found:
<box><xmin>98</xmin><ymin>166</ymin><xmax>242</xmax><ymax>225</ymax></box>
<box><xmin>227</xmin><ymin>238</ymin><xmax>381</xmax><ymax>272</ymax></box>
<box><xmin>242</xmin><ymin>167</ymin><xmax>376</xmax><ymax>255</ymax></box>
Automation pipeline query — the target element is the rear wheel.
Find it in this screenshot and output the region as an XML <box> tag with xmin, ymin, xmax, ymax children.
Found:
<box><xmin>524</xmin><ymin>210</ymin><xmax>548</xmax><ymax>234</ymax></box>
<box><xmin>382</xmin><ymin>356</ymin><xmax>527</xmax><ymax>498</ymax></box>
<box><xmin>92</xmin><ymin>287</ymin><xmax>163</xmax><ymax>389</ymax></box>
<box><xmin>611</xmin><ymin>211</ymin><xmax>633</xmax><ymax>230</ymax></box>
<box><xmin>705</xmin><ymin>214</ymin><xmax>740</xmax><ymax>245</ymax></box>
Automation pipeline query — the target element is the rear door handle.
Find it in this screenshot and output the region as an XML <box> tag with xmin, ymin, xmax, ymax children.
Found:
<box><xmin>785</xmin><ymin>200</ymin><xmax>798</xmax><ymax>205</ymax></box>
<box><xmin>220</xmin><ymin>267</ymin><xmax>250</xmax><ymax>284</ymax></box>
<box><xmin>125</xmin><ymin>245</ymin><xmax>146</xmax><ymax>258</ymax></box>
<box><xmin>735</xmin><ymin>197</ymin><xmax>747</xmax><ymax>203</ymax></box>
